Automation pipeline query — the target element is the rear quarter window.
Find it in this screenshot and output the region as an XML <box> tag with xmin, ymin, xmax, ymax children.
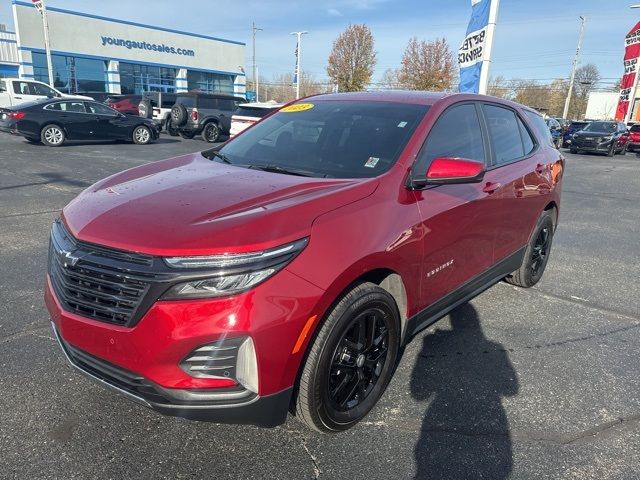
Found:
<box><xmin>524</xmin><ymin>110</ymin><xmax>554</xmax><ymax>147</ymax></box>
<box><xmin>236</xmin><ymin>107</ymin><xmax>273</xmax><ymax>118</ymax></box>
<box><xmin>175</xmin><ymin>96</ymin><xmax>195</xmax><ymax>108</ymax></box>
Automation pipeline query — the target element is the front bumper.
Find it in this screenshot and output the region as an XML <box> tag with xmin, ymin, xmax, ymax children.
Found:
<box><xmin>52</xmin><ymin>322</ymin><xmax>292</xmax><ymax>426</ymax></box>
<box><xmin>571</xmin><ymin>140</ymin><xmax>613</xmax><ymax>152</ymax></box>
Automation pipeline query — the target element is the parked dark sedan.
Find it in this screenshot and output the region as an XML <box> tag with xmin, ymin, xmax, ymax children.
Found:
<box><xmin>569</xmin><ymin>121</ymin><xmax>629</xmax><ymax>156</ymax></box>
<box><xmin>0</xmin><ymin>98</ymin><xmax>159</xmax><ymax>146</ymax></box>
<box><xmin>562</xmin><ymin>121</ymin><xmax>590</xmax><ymax>148</ymax></box>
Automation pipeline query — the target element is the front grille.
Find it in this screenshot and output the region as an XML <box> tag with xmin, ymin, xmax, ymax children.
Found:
<box><xmin>48</xmin><ymin>220</ymin><xmax>157</xmax><ymax>327</ymax></box>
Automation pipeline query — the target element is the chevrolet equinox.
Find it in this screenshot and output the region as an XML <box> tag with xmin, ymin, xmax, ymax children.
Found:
<box><xmin>46</xmin><ymin>91</ymin><xmax>564</xmax><ymax>433</ymax></box>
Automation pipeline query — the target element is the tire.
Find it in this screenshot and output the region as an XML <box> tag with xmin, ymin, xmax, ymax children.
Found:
<box><xmin>171</xmin><ymin>104</ymin><xmax>187</xmax><ymax>127</ymax></box>
<box><xmin>569</xmin><ymin>148</ymin><xmax>577</xmax><ymax>154</ymax></box>
<box><xmin>505</xmin><ymin>210</ymin><xmax>555</xmax><ymax>288</ymax></box>
<box><xmin>40</xmin><ymin>124</ymin><xmax>65</xmax><ymax>147</ymax></box>
<box><xmin>165</xmin><ymin>117</ymin><xmax>179</xmax><ymax>136</ymax></box>
<box><xmin>132</xmin><ymin>125</ymin><xmax>152</xmax><ymax>145</ymax></box>
<box><xmin>138</xmin><ymin>98</ymin><xmax>152</xmax><ymax>119</ymax></box>
<box><xmin>295</xmin><ymin>282</ymin><xmax>400</xmax><ymax>433</ymax></box>
<box><xmin>179</xmin><ymin>130</ymin><xmax>195</xmax><ymax>139</ymax></box>
<box><xmin>201</xmin><ymin>122</ymin><xmax>220</xmax><ymax>143</ymax></box>
<box><xmin>607</xmin><ymin>143</ymin><xmax>615</xmax><ymax>157</ymax></box>
<box><xmin>619</xmin><ymin>144</ymin><xmax>627</xmax><ymax>156</ymax></box>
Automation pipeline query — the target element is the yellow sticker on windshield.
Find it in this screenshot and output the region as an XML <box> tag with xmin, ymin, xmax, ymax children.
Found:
<box><xmin>280</xmin><ymin>103</ymin><xmax>314</xmax><ymax>113</ymax></box>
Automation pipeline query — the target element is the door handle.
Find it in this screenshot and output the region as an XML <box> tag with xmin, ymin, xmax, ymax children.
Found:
<box><xmin>14</xmin><ymin>96</ymin><xmax>22</xmax><ymax>99</ymax></box>
<box><xmin>482</xmin><ymin>182</ymin><xmax>501</xmax><ymax>194</ymax></box>
<box><xmin>535</xmin><ymin>163</ymin><xmax>546</xmax><ymax>174</ymax></box>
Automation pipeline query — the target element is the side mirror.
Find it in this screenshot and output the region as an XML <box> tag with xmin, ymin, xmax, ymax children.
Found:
<box><xmin>410</xmin><ymin>157</ymin><xmax>486</xmax><ymax>189</ymax></box>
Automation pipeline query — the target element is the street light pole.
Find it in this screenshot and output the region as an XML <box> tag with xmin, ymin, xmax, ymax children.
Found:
<box><xmin>32</xmin><ymin>0</ymin><xmax>54</xmax><ymax>87</ymax></box>
<box><xmin>291</xmin><ymin>31</ymin><xmax>308</xmax><ymax>99</ymax></box>
<box><xmin>563</xmin><ymin>16</ymin><xmax>586</xmax><ymax>120</ymax></box>
<box><xmin>252</xmin><ymin>22</ymin><xmax>262</xmax><ymax>102</ymax></box>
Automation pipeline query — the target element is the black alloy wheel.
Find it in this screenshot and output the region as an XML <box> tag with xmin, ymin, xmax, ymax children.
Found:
<box><xmin>328</xmin><ymin>310</ymin><xmax>389</xmax><ymax>412</ymax></box>
<box><xmin>505</xmin><ymin>209</ymin><xmax>555</xmax><ymax>288</ymax></box>
<box><xmin>202</xmin><ymin>122</ymin><xmax>220</xmax><ymax>143</ymax></box>
<box><xmin>295</xmin><ymin>282</ymin><xmax>400</xmax><ymax>433</ymax></box>
<box><xmin>530</xmin><ymin>226</ymin><xmax>551</xmax><ymax>279</ymax></box>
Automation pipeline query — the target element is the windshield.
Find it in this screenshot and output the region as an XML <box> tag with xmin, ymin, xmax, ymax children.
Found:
<box><xmin>583</xmin><ymin>121</ymin><xmax>616</xmax><ymax>133</ymax></box>
<box><xmin>215</xmin><ymin>100</ymin><xmax>429</xmax><ymax>179</ymax></box>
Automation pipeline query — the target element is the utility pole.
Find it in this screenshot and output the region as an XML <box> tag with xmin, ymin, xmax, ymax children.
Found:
<box><xmin>32</xmin><ymin>0</ymin><xmax>54</xmax><ymax>87</ymax></box>
<box><xmin>291</xmin><ymin>31</ymin><xmax>308</xmax><ymax>99</ymax></box>
<box><xmin>563</xmin><ymin>16</ymin><xmax>586</xmax><ymax>120</ymax></box>
<box><xmin>478</xmin><ymin>0</ymin><xmax>501</xmax><ymax>95</ymax></box>
<box><xmin>252</xmin><ymin>22</ymin><xmax>262</xmax><ymax>102</ymax></box>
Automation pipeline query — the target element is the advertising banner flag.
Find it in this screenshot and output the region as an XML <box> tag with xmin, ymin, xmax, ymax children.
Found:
<box><xmin>459</xmin><ymin>0</ymin><xmax>492</xmax><ymax>93</ymax></box>
<box><xmin>615</xmin><ymin>21</ymin><xmax>640</xmax><ymax>121</ymax></box>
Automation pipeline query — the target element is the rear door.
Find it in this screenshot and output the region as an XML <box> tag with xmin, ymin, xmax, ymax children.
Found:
<box><xmin>482</xmin><ymin>105</ymin><xmax>557</xmax><ymax>262</ymax></box>
<box><xmin>11</xmin><ymin>81</ymin><xmax>43</xmax><ymax>104</ymax></box>
<box><xmin>45</xmin><ymin>101</ymin><xmax>95</xmax><ymax>139</ymax></box>
<box><xmin>413</xmin><ymin>102</ymin><xmax>503</xmax><ymax>308</ymax></box>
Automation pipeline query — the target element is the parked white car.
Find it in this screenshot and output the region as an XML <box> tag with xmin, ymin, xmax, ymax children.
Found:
<box><xmin>0</xmin><ymin>78</ymin><xmax>92</xmax><ymax>108</ymax></box>
<box><xmin>230</xmin><ymin>101</ymin><xmax>283</xmax><ymax>138</ymax></box>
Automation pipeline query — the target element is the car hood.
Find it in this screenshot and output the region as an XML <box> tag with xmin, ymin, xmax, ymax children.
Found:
<box><xmin>62</xmin><ymin>153</ymin><xmax>379</xmax><ymax>256</ymax></box>
<box><xmin>574</xmin><ymin>131</ymin><xmax>614</xmax><ymax>137</ymax></box>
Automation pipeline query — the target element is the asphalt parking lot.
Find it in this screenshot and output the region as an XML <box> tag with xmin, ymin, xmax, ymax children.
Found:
<box><xmin>0</xmin><ymin>132</ymin><xmax>639</xmax><ymax>480</ymax></box>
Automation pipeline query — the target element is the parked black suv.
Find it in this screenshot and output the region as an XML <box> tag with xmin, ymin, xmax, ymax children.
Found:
<box><xmin>170</xmin><ymin>92</ymin><xmax>245</xmax><ymax>142</ymax></box>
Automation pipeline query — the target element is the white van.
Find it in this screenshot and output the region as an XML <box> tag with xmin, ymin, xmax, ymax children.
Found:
<box><xmin>0</xmin><ymin>78</ymin><xmax>92</xmax><ymax>108</ymax></box>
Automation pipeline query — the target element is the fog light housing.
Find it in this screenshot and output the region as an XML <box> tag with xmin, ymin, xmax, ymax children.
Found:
<box><xmin>180</xmin><ymin>336</ymin><xmax>259</xmax><ymax>393</ymax></box>
<box><xmin>236</xmin><ymin>337</ymin><xmax>259</xmax><ymax>393</ymax></box>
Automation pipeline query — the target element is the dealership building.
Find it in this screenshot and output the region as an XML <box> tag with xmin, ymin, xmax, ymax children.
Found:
<box><xmin>0</xmin><ymin>1</ymin><xmax>246</xmax><ymax>97</ymax></box>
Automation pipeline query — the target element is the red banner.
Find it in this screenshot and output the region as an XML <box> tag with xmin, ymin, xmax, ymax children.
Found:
<box><xmin>616</xmin><ymin>21</ymin><xmax>640</xmax><ymax>121</ymax></box>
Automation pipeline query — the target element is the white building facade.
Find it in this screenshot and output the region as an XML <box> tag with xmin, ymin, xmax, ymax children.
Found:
<box><xmin>3</xmin><ymin>1</ymin><xmax>246</xmax><ymax>97</ymax></box>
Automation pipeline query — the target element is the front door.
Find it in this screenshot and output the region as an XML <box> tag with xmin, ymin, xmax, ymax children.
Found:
<box><xmin>411</xmin><ymin>102</ymin><xmax>501</xmax><ymax>312</ymax></box>
<box><xmin>85</xmin><ymin>102</ymin><xmax>125</xmax><ymax>140</ymax></box>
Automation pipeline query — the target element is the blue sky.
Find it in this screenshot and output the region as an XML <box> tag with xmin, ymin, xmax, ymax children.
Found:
<box><xmin>0</xmin><ymin>0</ymin><xmax>637</xmax><ymax>88</ymax></box>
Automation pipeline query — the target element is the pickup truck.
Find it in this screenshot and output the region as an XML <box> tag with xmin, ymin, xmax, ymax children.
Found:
<box><xmin>0</xmin><ymin>78</ymin><xmax>92</xmax><ymax>108</ymax></box>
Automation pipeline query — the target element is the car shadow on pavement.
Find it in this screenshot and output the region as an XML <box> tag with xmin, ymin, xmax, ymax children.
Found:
<box><xmin>410</xmin><ymin>303</ymin><xmax>519</xmax><ymax>480</ymax></box>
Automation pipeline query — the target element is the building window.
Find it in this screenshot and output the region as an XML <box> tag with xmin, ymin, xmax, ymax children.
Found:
<box><xmin>120</xmin><ymin>63</ymin><xmax>176</xmax><ymax>94</ymax></box>
<box><xmin>187</xmin><ymin>71</ymin><xmax>234</xmax><ymax>94</ymax></box>
<box><xmin>32</xmin><ymin>52</ymin><xmax>107</xmax><ymax>93</ymax></box>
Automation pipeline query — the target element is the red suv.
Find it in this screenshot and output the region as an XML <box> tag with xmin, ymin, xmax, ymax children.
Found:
<box><xmin>46</xmin><ymin>92</ymin><xmax>564</xmax><ymax>433</ymax></box>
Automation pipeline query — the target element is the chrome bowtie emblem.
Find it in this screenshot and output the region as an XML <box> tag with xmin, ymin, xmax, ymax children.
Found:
<box><xmin>61</xmin><ymin>250</ymin><xmax>80</xmax><ymax>267</ymax></box>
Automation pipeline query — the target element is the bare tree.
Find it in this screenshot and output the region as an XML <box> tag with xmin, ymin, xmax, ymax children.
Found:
<box><xmin>487</xmin><ymin>75</ymin><xmax>510</xmax><ymax>99</ymax></box>
<box><xmin>380</xmin><ymin>68</ymin><xmax>401</xmax><ymax>90</ymax></box>
<box><xmin>326</xmin><ymin>24</ymin><xmax>377</xmax><ymax>92</ymax></box>
<box><xmin>398</xmin><ymin>37</ymin><xmax>456</xmax><ymax>91</ymax></box>
<box><xmin>261</xmin><ymin>71</ymin><xmax>326</xmax><ymax>103</ymax></box>
<box><xmin>570</xmin><ymin>63</ymin><xmax>600</xmax><ymax>119</ymax></box>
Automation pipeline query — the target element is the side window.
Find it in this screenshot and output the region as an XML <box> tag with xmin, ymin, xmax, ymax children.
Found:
<box><xmin>483</xmin><ymin>104</ymin><xmax>525</xmax><ymax>165</ymax></box>
<box><xmin>86</xmin><ymin>102</ymin><xmax>117</xmax><ymax>115</ymax></box>
<box><xmin>413</xmin><ymin>103</ymin><xmax>485</xmax><ymax>176</ymax></box>
<box><xmin>524</xmin><ymin>110</ymin><xmax>554</xmax><ymax>148</ymax></box>
<box><xmin>13</xmin><ymin>81</ymin><xmax>33</xmax><ymax>95</ymax></box>
<box><xmin>517</xmin><ymin>117</ymin><xmax>535</xmax><ymax>155</ymax></box>
<box><xmin>0</xmin><ymin>80</ymin><xmax>6</xmax><ymax>93</ymax></box>
<box><xmin>199</xmin><ymin>97</ymin><xmax>217</xmax><ymax>109</ymax></box>
<box><xmin>31</xmin><ymin>83</ymin><xmax>57</xmax><ymax>97</ymax></box>
<box><xmin>57</xmin><ymin>101</ymin><xmax>87</xmax><ymax>113</ymax></box>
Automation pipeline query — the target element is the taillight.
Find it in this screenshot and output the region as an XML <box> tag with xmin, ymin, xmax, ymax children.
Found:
<box><xmin>7</xmin><ymin>111</ymin><xmax>25</xmax><ymax>120</ymax></box>
<box><xmin>191</xmin><ymin>110</ymin><xmax>199</xmax><ymax>121</ymax></box>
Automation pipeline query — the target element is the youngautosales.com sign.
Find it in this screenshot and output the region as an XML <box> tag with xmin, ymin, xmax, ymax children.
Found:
<box><xmin>100</xmin><ymin>35</ymin><xmax>196</xmax><ymax>57</ymax></box>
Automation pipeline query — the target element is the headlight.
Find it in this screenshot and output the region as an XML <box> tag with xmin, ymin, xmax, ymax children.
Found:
<box><xmin>162</xmin><ymin>269</ymin><xmax>276</xmax><ymax>299</ymax></box>
<box><xmin>161</xmin><ymin>238</ymin><xmax>308</xmax><ymax>299</ymax></box>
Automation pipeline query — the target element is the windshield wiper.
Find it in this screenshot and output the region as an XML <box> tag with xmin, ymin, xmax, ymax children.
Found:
<box><xmin>209</xmin><ymin>150</ymin><xmax>233</xmax><ymax>164</ymax></box>
<box><xmin>248</xmin><ymin>164</ymin><xmax>316</xmax><ymax>177</ymax></box>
